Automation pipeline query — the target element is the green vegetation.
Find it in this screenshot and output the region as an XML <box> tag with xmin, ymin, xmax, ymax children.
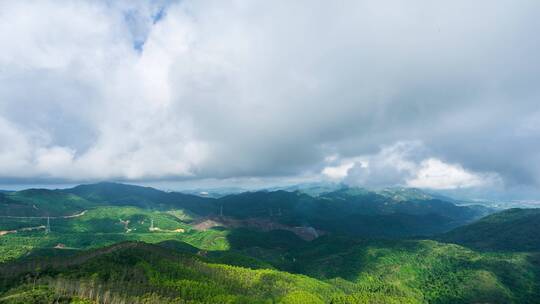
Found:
<box><xmin>1</xmin><ymin>236</ymin><xmax>539</xmax><ymax>304</ymax></box>
<box><xmin>50</xmin><ymin>206</ymin><xmax>190</xmax><ymax>234</ymax></box>
<box><xmin>215</xmin><ymin>188</ymin><xmax>491</xmax><ymax>238</ymax></box>
<box><xmin>0</xmin><ymin>229</ymin><xmax>230</xmax><ymax>264</ymax></box>
<box><xmin>219</xmin><ymin>231</ymin><xmax>540</xmax><ymax>304</ymax></box>
<box><xmin>0</xmin><ymin>190</ymin><xmax>91</xmax><ymax>217</ymax></box>
<box><xmin>1</xmin><ymin>182</ymin><xmax>492</xmax><ymax>238</ymax></box>
<box><xmin>0</xmin><ymin>242</ymin><xmax>343</xmax><ymax>304</ymax></box>
<box><xmin>1</xmin><ymin>183</ymin><xmax>539</xmax><ymax>303</ymax></box>
<box><xmin>0</xmin><ymin>205</ymin><xmax>230</xmax><ymax>264</ymax></box>
<box><xmin>440</xmin><ymin>208</ymin><xmax>540</xmax><ymax>251</ymax></box>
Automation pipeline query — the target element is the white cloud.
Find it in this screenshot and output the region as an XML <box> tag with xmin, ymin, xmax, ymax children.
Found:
<box><xmin>0</xmin><ymin>117</ymin><xmax>33</xmax><ymax>176</ymax></box>
<box><xmin>0</xmin><ymin>1</ymin><xmax>207</xmax><ymax>181</ymax></box>
<box><xmin>330</xmin><ymin>141</ymin><xmax>501</xmax><ymax>190</ymax></box>
<box><xmin>407</xmin><ymin>158</ymin><xmax>500</xmax><ymax>189</ymax></box>
<box><xmin>322</xmin><ymin>162</ymin><xmax>356</xmax><ymax>180</ymax></box>
<box><xmin>0</xmin><ymin>0</ymin><xmax>538</xmax><ymax>189</ymax></box>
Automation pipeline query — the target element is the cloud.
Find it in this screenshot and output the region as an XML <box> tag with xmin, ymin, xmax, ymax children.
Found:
<box><xmin>407</xmin><ymin>158</ymin><xmax>501</xmax><ymax>190</ymax></box>
<box><xmin>340</xmin><ymin>141</ymin><xmax>426</xmax><ymax>187</ymax></box>
<box><xmin>0</xmin><ymin>0</ymin><xmax>539</xmax><ymax>194</ymax></box>
<box><xmin>327</xmin><ymin>141</ymin><xmax>501</xmax><ymax>190</ymax></box>
<box><xmin>322</xmin><ymin>163</ymin><xmax>356</xmax><ymax>180</ymax></box>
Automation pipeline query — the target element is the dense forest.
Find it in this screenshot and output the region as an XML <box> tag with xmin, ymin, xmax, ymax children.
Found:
<box><xmin>1</xmin><ymin>183</ymin><xmax>539</xmax><ymax>303</ymax></box>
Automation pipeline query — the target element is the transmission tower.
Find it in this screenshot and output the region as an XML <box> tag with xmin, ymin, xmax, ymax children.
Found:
<box><xmin>45</xmin><ymin>216</ymin><xmax>50</xmax><ymax>234</ymax></box>
<box><xmin>220</xmin><ymin>204</ymin><xmax>223</xmax><ymax>217</ymax></box>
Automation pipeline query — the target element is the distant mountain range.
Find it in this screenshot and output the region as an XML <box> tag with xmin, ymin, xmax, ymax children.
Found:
<box><xmin>1</xmin><ymin>182</ymin><xmax>492</xmax><ymax>238</ymax></box>
<box><xmin>2</xmin><ymin>182</ymin><xmax>540</xmax><ymax>303</ymax></box>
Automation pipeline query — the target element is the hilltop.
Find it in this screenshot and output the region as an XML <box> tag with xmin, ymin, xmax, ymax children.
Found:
<box><xmin>440</xmin><ymin>208</ymin><xmax>540</xmax><ymax>251</ymax></box>
<box><xmin>1</xmin><ymin>233</ymin><xmax>539</xmax><ymax>303</ymax></box>
<box><xmin>1</xmin><ymin>183</ymin><xmax>492</xmax><ymax>238</ymax></box>
<box><xmin>1</xmin><ymin>183</ymin><xmax>540</xmax><ymax>303</ymax></box>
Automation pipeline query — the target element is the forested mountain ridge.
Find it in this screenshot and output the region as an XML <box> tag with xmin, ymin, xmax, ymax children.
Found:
<box><xmin>0</xmin><ymin>190</ymin><xmax>92</xmax><ymax>217</ymax></box>
<box><xmin>1</xmin><ymin>234</ymin><xmax>539</xmax><ymax>304</ymax></box>
<box><xmin>1</xmin><ymin>182</ymin><xmax>492</xmax><ymax>238</ymax></box>
<box><xmin>1</xmin><ymin>182</ymin><xmax>540</xmax><ymax>303</ymax></box>
<box><xmin>440</xmin><ymin>208</ymin><xmax>540</xmax><ymax>252</ymax></box>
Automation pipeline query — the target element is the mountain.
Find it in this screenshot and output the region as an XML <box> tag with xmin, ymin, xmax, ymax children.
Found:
<box><xmin>320</xmin><ymin>187</ymin><xmax>491</xmax><ymax>220</ymax></box>
<box><xmin>2</xmin><ymin>233</ymin><xmax>539</xmax><ymax>304</ymax></box>
<box><xmin>267</xmin><ymin>182</ymin><xmax>346</xmax><ymax>196</ymax></box>
<box><xmin>224</xmin><ymin>230</ymin><xmax>540</xmax><ymax>304</ymax></box>
<box><xmin>440</xmin><ymin>208</ymin><xmax>540</xmax><ymax>251</ymax></box>
<box><xmin>0</xmin><ymin>241</ymin><xmax>413</xmax><ymax>304</ymax></box>
<box><xmin>64</xmin><ymin>182</ymin><xmax>215</xmax><ymax>214</ymax></box>
<box><xmin>241</xmin><ymin>187</ymin><xmax>492</xmax><ymax>237</ymax></box>
<box><xmin>0</xmin><ymin>183</ymin><xmax>211</xmax><ymax>218</ymax></box>
<box><xmin>1</xmin><ymin>183</ymin><xmax>540</xmax><ymax>303</ymax></box>
<box><xmin>215</xmin><ymin>189</ymin><xmax>455</xmax><ymax>237</ymax></box>
<box><xmin>0</xmin><ymin>189</ymin><xmax>92</xmax><ymax>217</ymax></box>
<box><xmin>0</xmin><ymin>182</ymin><xmax>492</xmax><ymax>238</ymax></box>
<box><xmin>181</xmin><ymin>186</ymin><xmax>248</xmax><ymax>198</ymax></box>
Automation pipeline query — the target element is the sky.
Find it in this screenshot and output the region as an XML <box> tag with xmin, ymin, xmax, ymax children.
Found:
<box><xmin>0</xmin><ymin>1</ymin><xmax>539</xmax><ymax>197</ymax></box>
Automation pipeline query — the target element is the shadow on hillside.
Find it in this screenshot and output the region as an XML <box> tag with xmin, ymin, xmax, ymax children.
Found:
<box><xmin>0</xmin><ymin>227</ymin><xmax>421</xmax><ymax>284</ymax></box>
<box><xmin>221</xmin><ymin>228</ymin><xmax>428</xmax><ymax>281</ymax></box>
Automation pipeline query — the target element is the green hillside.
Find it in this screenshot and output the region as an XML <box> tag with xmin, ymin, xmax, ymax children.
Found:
<box><xmin>215</xmin><ymin>230</ymin><xmax>540</xmax><ymax>304</ymax></box>
<box><xmin>65</xmin><ymin>182</ymin><xmax>215</xmax><ymax>215</ymax></box>
<box><xmin>0</xmin><ymin>190</ymin><xmax>93</xmax><ymax>217</ymax></box>
<box><xmin>0</xmin><ymin>242</ymin><xmax>409</xmax><ymax>304</ymax></box>
<box><xmin>440</xmin><ymin>208</ymin><xmax>540</xmax><ymax>252</ymax></box>
<box><xmin>1</xmin><ymin>183</ymin><xmax>539</xmax><ymax>303</ymax></box>
<box><xmin>1</xmin><ymin>234</ymin><xmax>539</xmax><ymax>304</ymax></box>
<box><xmin>215</xmin><ymin>187</ymin><xmax>491</xmax><ymax>237</ymax></box>
<box><xmin>1</xmin><ymin>182</ymin><xmax>492</xmax><ymax>238</ymax></box>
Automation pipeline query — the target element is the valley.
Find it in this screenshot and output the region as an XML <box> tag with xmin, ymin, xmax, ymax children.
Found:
<box><xmin>0</xmin><ymin>183</ymin><xmax>539</xmax><ymax>303</ymax></box>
